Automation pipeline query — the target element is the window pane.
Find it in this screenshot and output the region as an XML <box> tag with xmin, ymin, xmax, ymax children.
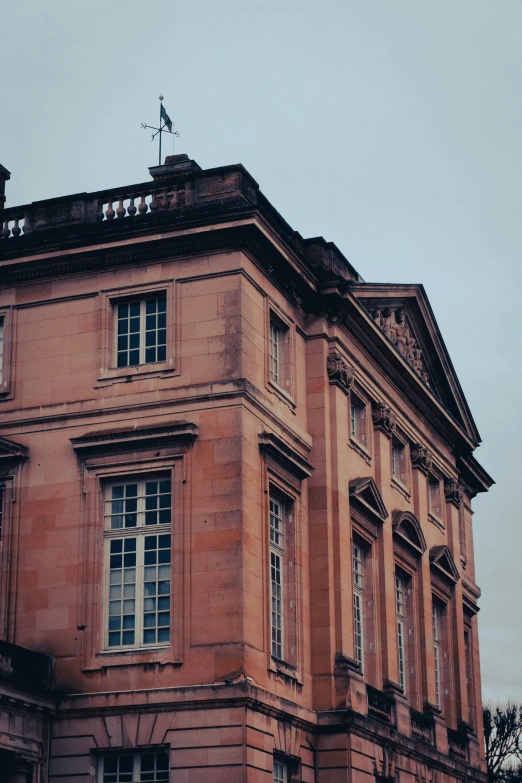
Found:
<box><xmin>108</xmin><ymin>538</ymin><xmax>136</xmax><ymax>647</ymax></box>
<box><xmin>141</xmin><ymin>535</ymin><xmax>171</xmax><ymax>645</ymax></box>
<box><xmin>271</xmin><ymin>550</ymin><xmax>283</xmax><ymax>659</ymax></box>
<box><xmin>143</xmin><ymin>480</ymin><xmax>172</xmax><ymax>525</ymax></box>
<box><xmin>269</xmin><ymin>498</ymin><xmax>283</xmax><ymax>548</ymax></box>
<box><xmin>117</xmin><ymin>301</ymin><xmax>141</xmax><ymax>368</ymax></box>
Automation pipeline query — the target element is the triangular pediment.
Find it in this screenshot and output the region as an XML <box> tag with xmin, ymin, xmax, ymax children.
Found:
<box><xmin>0</xmin><ymin>436</ymin><xmax>28</xmax><ymax>462</ymax></box>
<box><xmin>349</xmin><ymin>477</ymin><xmax>388</xmax><ymax>522</ymax></box>
<box><xmin>350</xmin><ymin>284</ymin><xmax>481</xmax><ymax>446</ymax></box>
<box><xmin>430</xmin><ymin>545</ymin><xmax>460</xmax><ymax>583</ymax></box>
<box><xmin>392</xmin><ymin>511</ymin><xmax>427</xmax><ymax>554</ymax></box>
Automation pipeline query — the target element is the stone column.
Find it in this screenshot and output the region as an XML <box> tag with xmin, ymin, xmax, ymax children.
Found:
<box><xmin>371</xmin><ymin>402</ymin><xmax>398</xmax><ymax>692</ymax></box>
<box><xmin>8</xmin><ymin>760</ymin><xmax>32</xmax><ymax>783</ymax></box>
<box><xmin>445</xmin><ymin>479</ymin><xmax>470</xmax><ymax>728</ymax></box>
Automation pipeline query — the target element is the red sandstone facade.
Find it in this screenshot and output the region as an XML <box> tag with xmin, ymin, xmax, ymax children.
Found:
<box><xmin>0</xmin><ymin>155</ymin><xmax>492</xmax><ymax>783</ymax></box>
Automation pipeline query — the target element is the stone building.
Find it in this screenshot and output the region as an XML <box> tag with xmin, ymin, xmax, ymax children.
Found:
<box><xmin>0</xmin><ymin>154</ymin><xmax>492</xmax><ymax>782</ymax></box>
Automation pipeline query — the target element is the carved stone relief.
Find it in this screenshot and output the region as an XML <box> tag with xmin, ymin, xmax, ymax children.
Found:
<box><xmin>326</xmin><ymin>351</ymin><xmax>355</xmax><ymax>393</ymax></box>
<box><xmin>371</xmin><ymin>401</ymin><xmax>397</xmax><ymax>436</ymax></box>
<box><xmin>444</xmin><ymin>478</ymin><xmax>464</xmax><ymax>508</ymax></box>
<box><xmin>410</xmin><ymin>443</ymin><xmax>433</xmax><ymax>474</ymax></box>
<box><xmin>371</xmin><ymin>306</ymin><xmax>431</xmax><ymax>388</ymax></box>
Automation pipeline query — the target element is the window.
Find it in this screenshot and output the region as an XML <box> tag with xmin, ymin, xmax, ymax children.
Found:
<box><xmin>391</xmin><ymin>436</ymin><xmax>407</xmax><ymax>486</ymax></box>
<box><xmin>432</xmin><ymin>602</ymin><xmax>442</xmax><ymax>709</ymax></box>
<box><xmin>269</xmin><ymin>496</ymin><xmax>285</xmax><ymax>659</ymax></box>
<box><xmin>269</xmin><ymin>321</ymin><xmax>283</xmax><ymax>384</ymax></box>
<box><xmin>353</xmin><ymin>542</ymin><xmax>364</xmax><ymax>668</ymax></box>
<box><xmin>100</xmin><ymin>751</ymin><xmax>169</xmax><ymax>782</ymax></box>
<box><xmin>273</xmin><ymin>759</ymin><xmax>287</xmax><ymax>783</ymax></box>
<box><xmin>428</xmin><ymin>476</ymin><xmax>442</xmax><ymax>519</ymax></box>
<box><xmin>104</xmin><ymin>477</ymin><xmax>171</xmax><ymax>649</ymax></box>
<box><xmin>464</xmin><ymin>626</ymin><xmax>475</xmax><ymax>726</ymax></box>
<box><xmin>396</xmin><ymin>573</ymin><xmax>406</xmax><ymax>692</ymax></box>
<box><xmin>350</xmin><ymin>393</ymin><xmax>367</xmax><ymax>445</ymax></box>
<box><xmin>0</xmin><ymin>316</ymin><xmax>4</xmax><ymax>384</ymax></box>
<box><xmin>116</xmin><ymin>296</ymin><xmax>166</xmax><ymax>368</ymax></box>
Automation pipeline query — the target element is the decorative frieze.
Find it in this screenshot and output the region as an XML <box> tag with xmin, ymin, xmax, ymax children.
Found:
<box><xmin>410</xmin><ymin>443</ymin><xmax>433</xmax><ymax>474</ymax></box>
<box><xmin>326</xmin><ymin>351</ymin><xmax>355</xmax><ymax>393</ymax></box>
<box><xmin>444</xmin><ymin>478</ymin><xmax>464</xmax><ymax>508</ymax></box>
<box><xmin>371</xmin><ymin>401</ymin><xmax>396</xmax><ymax>436</ymax></box>
<box><xmin>370</xmin><ymin>305</ymin><xmax>432</xmax><ymax>388</ymax></box>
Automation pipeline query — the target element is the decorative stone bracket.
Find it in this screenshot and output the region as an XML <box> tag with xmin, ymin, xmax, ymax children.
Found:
<box><xmin>410</xmin><ymin>443</ymin><xmax>433</xmax><ymax>474</ymax></box>
<box><xmin>326</xmin><ymin>351</ymin><xmax>355</xmax><ymax>393</ymax></box>
<box><xmin>371</xmin><ymin>401</ymin><xmax>397</xmax><ymax>437</ymax></box>
<box><xmin>444</xmin><ymin>478</ymin><xmax>464</xmax><ymax>508</ymax></box>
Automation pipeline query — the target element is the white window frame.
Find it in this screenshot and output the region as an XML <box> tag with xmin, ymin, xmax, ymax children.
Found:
<box><xmin>269</xmin><ymin>496</ymin><xmax>285</xmax><ymax>660</ymax></box>
<box><xmin>115</xmin><ymin>295</ymin><xmax>167</xmax><ymax>368</ymax></box>
<box><xmin>350</xmin><ymin>393</ymin><xmax>367</xmax><ymax>446</ymax></box>
<box><xmin>428</xmin><ymin>476</ymin><xmax>442</xmax><ymax>519</ymax></box>
<box><xmin>396</xmin><ymin>573</ymin><xmax>407</xmax><ymax>693</ymax></box>
<box><xmin>433</xmin><ymin>602</ymin><xmax>442</xmax><ymax>709</ymax></box>
<box><xmin>391</xmin><ymin>436</ymin><xmax>408</xmax><ymax>487</ymax></box>
<box><xmin>273</xmin><ymin>758</ymin><xmax>288</xmax><ymax>783</ymax></box>
<box><xmin>98</xmin><ymin>749</ymin><xmax>169</xmax><ymax>783</ymax></box>
<box><xmin>269</xmin><ymin>321</ymin><xmax>283</xmax><ymax>385</ymax></box>
<box><xmin>353</xmin><ymin>542</ymin><xmax>364</xmax><ymax>669</ymax></box>
<box><xmin>104</xmin><ymin>475</ymin><xmax>172</xmax><ymax>651</ymax></box>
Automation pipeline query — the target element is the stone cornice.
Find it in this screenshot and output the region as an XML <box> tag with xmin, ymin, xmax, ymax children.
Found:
<box><xmin>71</xmin><ymin>422</ymin><xmax>198</xmax><ymax>455</ymax></box>
<box><xmin>258</xmin><ymin>432</ymin><xmax>313</xmax><ymax>481</ymax></box>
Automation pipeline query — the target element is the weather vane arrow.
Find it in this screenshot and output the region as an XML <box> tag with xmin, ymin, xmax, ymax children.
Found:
<box><xmin>142</xmin><ymin>94</ymin><xmax>180</xmax><ymax>165</ymax></box>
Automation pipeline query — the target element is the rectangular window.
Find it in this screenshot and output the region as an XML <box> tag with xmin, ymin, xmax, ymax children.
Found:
<box><xmin>433</xmin><ymin>602</ymin><xmax>442</xmax><ymax>709</ymax></box>
<box><xmin>100</xmin><ymin>751</ymin><xmax>169</xmax><ymax>782</ymax></box>
<box><xmin>273</xmin><ymin>759</ymin><xmax>287</xmax><ymax>783</ymax></box>
<box><xmin>116</xmin><ymin>296</ymin><xmax>166</xmax><ymax>368</ymax></box>
<box><xmin>0</xmin><ymin>486</ymin><xmax>4</xmax><ymax>542</ymax></box>
<box><xmin>391</xmin><ymin>437</ymin><xmax>407</xmax><ymax>486</ymax></box>
<box><xmin>270</xmin><ymin>497</ymin><xmax>284</xmax><ymax>659</ymax></box>
<box><xmin>269</xmin><ymin>321</ymin><xmax>283</xmax><ymax>385</ymax></box>
<box><xmin>396</xmin><ymin>573</ymin><xmax>406</xmax><ymax>693</ymax></box>
<box><xmin>353</xmin><ymin>543</ymin><xmax>364</xmax><ymax>668</ymax></box>
<box><xmin>0</xmin><ymin>316</ymin><xmax>4</xmax><ymax>385</ymax></box>
<box><xmin>465</xmin><ymin>627</ymin><xmax>475</xmax><ymax>726</ymax></box>
<box><xmin>350</xmin><ymin>393</ymin><xmax>367</xmax><ymax>445</ymax></box>
<box><xmin>105</xmin><ymin>477</ymin><xmax>171</xmax><ymax>649</ymax></box>
<box><xmin>429</xmin><ymin>477</ymin><xmax>442</xmax><ymax>519</ymax></box>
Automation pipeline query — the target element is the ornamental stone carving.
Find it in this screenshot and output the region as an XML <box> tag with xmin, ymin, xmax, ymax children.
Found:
<box><xmin>371</xmin><ymin>305</ymin><xmax>431</xmax><ymax>388</ymax></box>
<box><xmin>410</xmin><ymin>443</ymin><xmax>433</xmax><ymax>474</ymax></box>
<box><xmin>326</xmin><ymin>351</ymin><xmax>355</xmax><ymax>393</ymax></box>
<box><xmin>371</xmin><ymin>401</ymin><xmax>397</xmax><ymax>436</ymax></box>
<box><xmin>444</xmin><ymin>478</ymin><xmax>464</xmax><ymax>508</ymax></box>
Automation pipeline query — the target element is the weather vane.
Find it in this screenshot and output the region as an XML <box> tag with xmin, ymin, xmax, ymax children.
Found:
<box><xmin>142</xmin><ymin>94</ymin><xmax>180</xmax><ymax>166</ymax></box>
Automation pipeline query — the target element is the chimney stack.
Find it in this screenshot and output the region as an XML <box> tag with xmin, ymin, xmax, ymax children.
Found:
<box><xmin>0</xmin><ymin>164</ymin><xmax>11</xmax><ymax>211</ymax></box>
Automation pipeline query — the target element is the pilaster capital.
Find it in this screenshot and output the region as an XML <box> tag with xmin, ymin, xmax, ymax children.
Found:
<box><xmin>371</xmin><ymin>401</ymin><xmax>397</xmax><ymax>437</ymax></box>
<box><xmin>326</xmin><ymin>350</ymin><xmax>355</xmax><ymax>394</ymax></box>
<box><xmin>410</xmin><ymin>442</ymin><xmax>433</xmax><ymax>474</ymax></box>
<box><xmin>444</xmin><ymin>478</ymin><xmax>464</xmax><ymax>508</ymax></box>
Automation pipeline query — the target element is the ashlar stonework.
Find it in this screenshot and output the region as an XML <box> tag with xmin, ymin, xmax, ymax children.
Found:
<box><xmin>0</xmin><ymin>155</ymin><xmax>493</xmax><ymax>782</ymax></box>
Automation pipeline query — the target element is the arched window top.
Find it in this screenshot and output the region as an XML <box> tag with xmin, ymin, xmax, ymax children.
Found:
<box><xmin>392</xmin><ymin>510</ymin><xmax>427</xmax><ymax>554</ymax></box>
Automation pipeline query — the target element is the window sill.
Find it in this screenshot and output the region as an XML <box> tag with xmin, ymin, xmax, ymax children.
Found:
<box><xmin>391</xmin><ymin>477</ymin><xmax>411</xmax><ymax>501</ymax></box>
<box><xmin>84</xmin><ymin>645</ymin><xmax>181</xmax><ymax>671</ymax></box>
<box><xmin>428</xmin><ymin>512</ymin><xmax>445</xmax><ymax>531</ymax></box>
<box><xmin>349</xmin><ymin>437</ymin><xmax>372</xmax><ymax>464</ymax></box>
<box><xmin>95</xmin><ymin>361</ymin><xmax>176</xmax><ymax>387</ymax></box>
<box><xmin>268</xmin><ymin>379</ymin><xmax>296</xmax><ymax>411</ymax></box>
<box><xmin>269</xmin><ymin>657</ymin><xmax>302</xmax><ymax>686</ymax></box>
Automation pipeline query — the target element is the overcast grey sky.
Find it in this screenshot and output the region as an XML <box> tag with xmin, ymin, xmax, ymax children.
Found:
<box><xmin>1</xmin><ymin>0</ymin><xmax>520</xmax><ymax>702</ymax></box>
